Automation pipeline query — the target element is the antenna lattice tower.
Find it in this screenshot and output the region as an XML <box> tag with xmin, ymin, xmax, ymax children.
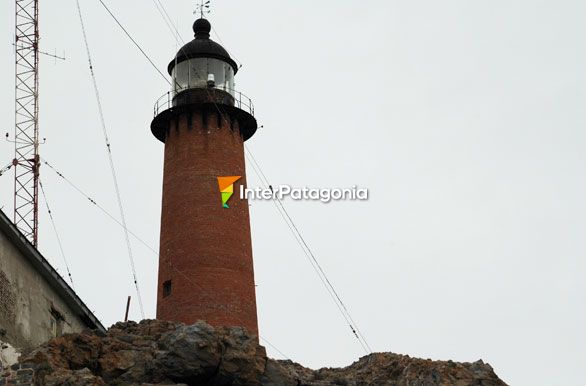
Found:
<box><xmin>13</xmin><ymin>0</ymin><xmax>40</xmax><ymax>246</ymax></box>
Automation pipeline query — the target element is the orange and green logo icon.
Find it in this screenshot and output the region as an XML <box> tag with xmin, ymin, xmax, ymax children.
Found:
<box><xmin>217</xmin><ymin>176</ymin><xmax>241</xmax><ymax>208</ymax></box>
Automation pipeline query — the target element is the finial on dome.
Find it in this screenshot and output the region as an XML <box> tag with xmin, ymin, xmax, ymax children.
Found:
<box><xmin>193</xmin><ymin>0</ymin><xmax>211</xmax><ymax>38</ymax></box>
<box><xmin>195</xmin><ymin>0</ymin><xmax>211</xmax><ymax>19</ymax></box>
<box><xmin>193</xmin><ymin>18</ymin><xmax>211</xmax><ymax>39</ymax></box>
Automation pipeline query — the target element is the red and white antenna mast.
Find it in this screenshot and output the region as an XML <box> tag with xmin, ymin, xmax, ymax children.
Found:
<box><xmin>13</xmin><ymin>0</ymin><xmax>40</xmax><ymax>246</ymax></box>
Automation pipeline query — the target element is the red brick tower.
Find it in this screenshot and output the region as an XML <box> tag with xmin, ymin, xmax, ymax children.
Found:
<box><xmin>151</xmin><ymin>17</ymin><xmax>259</xmax><ymax>336</ymax></box>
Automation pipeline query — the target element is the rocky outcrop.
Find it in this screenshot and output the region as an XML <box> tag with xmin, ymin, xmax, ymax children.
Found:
<box><xmin>0</xmin><ymin>320</ymin><xmax>507</xmax><ymax>385</ymax></box>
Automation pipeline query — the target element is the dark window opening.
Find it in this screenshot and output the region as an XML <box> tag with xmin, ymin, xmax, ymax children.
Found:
<box><xmin>163</xmin><ymin>280</ymin><xmax>172</xmax><ymax>298</ymax></box>
<box><xmin>50</xmin><ymin>307</ymin><xmax>65</xmax><ymax>337</ymax></box>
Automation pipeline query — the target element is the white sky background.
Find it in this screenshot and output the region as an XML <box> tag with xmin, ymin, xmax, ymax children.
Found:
<box><xmin>1</xmin><ymin>1</ymin><xmax>585</xmax><ymax>384</ymax></box>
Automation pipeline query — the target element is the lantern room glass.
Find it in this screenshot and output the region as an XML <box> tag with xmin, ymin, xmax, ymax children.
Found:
<box><xmin>172</xmin><ymin>58</ymin><xmax>235</xmax><ymax>96</ymax></box>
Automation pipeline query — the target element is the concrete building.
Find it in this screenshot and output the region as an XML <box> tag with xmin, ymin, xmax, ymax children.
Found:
<box><xmin>0</xmin><ymin>209</ymin><xmax>105</xmax><ymax>352</ymax></box>
<box><xmin>151</xmin><ymin>17</ymin><xmax>259</xmax><ymax>336</ymax></box>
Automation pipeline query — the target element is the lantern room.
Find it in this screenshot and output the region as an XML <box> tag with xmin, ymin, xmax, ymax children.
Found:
<box><xmin>168</xmin><ymin>18</ymin><xmax>238</xmax><ymax>97</ymax></box>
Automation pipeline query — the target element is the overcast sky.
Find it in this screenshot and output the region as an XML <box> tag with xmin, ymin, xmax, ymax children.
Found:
<box><xmin>1</xmin><ymin>1</ymin><xmax>585</xmax><ymax>385</ymax></box>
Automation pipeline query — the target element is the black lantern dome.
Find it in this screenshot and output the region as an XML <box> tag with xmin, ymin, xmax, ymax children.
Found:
<box><xmin>167</xmin><ymin>18</ymin><xmax>238</xmax><ymax>76</ymax></box>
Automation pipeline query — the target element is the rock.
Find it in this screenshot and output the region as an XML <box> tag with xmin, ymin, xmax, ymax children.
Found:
<box><xmin>22</xmin><ymin>329</ymin><xmax>104</xmax><ymax>373</ymax></box>
<box><xmin>157</xmin><ymin>322</ymin><xmax>223</xmax><ymax>384</ymax></box>
<box><xmin>266</xmin><ymin>353</ymin><xmax>509</xmax><ymax>386</ymax></box>
<box><xmin>211</xmin><ymin>326</ymin><xmax>266</xmax><ymax>385</ymax></box>
<box><xmin>44</xmin><ymin>368</ymin><xmax>105</xmax><ymax>386</ymax></box>
<box><xmin>0</xmin><ymin>320</ymin><xmax>508</xmax><ymax>385</ymax></box>
<box><xmin>260</xmin><ymin>360</ymin><xmax>305</xmax><ymax>386</ymax></box>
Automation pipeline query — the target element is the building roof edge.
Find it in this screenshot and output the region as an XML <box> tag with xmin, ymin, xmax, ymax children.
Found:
<box><xmin>0</xmin><ymin>209</ymin><xmax>106</xmax><ymax>333</ymax></box>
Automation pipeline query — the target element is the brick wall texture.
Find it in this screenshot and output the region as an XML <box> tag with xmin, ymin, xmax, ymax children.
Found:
<box><xmin>156</xmin><ymin>109</ymin><xmax>259</xmax><ymax>337</ymax></box>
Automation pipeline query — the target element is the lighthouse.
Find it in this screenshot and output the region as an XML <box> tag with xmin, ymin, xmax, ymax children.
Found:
<box><xmin>151</xmin><ymin>17</ymin><xmax>259</xmax><ymax>336</ymax></box>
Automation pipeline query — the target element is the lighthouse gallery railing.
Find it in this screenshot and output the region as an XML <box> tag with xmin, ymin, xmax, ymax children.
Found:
<box><xmin>153</xmin><ymin>87</ymin><xmax>255</xmax><ymax>117</ymax></box>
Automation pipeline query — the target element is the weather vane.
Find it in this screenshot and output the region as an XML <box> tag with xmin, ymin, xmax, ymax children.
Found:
<box><xmin>195</xmin><ymin>0</ymin><xmax>211</xmax><ymax>19</ymax></box>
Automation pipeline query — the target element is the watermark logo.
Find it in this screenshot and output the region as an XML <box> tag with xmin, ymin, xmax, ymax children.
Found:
<box><xmin>217</xmin><ymin>176</ymin><xmax>241</xmax><ymax>208</ymax></box>
<box><xmin>241</xmin><ymin>185</ymin><xmax>368</xmax><ymax>203</ymax></box>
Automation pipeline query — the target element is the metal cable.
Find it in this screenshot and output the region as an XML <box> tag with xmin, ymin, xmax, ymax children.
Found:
<box><xmin>148</xmin><ymin>8</ymin><xmax>372</xmax><ymax>352</ymax></box>
<box><xmin>46</xmin><ymin>158</ymin><xmax>213</xmax><ymax>299</ymax></box>
<box><xmin>44</xmin><ymin>158</ymin><xmax>243</xmax><ymax>312</ymax></box>
<box><xmin>0</xmin><ymin>163</ymin><xmax>12</xmax><ymax>177</ymax></box>
<box><xmin>43</xmin><ymin>158</ymin><xmax>286</xmax><ymax>355</ymax></box>
<box><xmin>244</xmin><ymin>150</ymin><xmax>372</xmax><ymax>354</ymax></box>
<box><xmin>210</xmin><ymin>25</ymin><xmax>242</xmax><ymax>69</ymax></box>
<box><xmin>75</xmin><ymin>0</ymin><xmax>145</xmax><ymax>319</ymax></box>
<box><xmin>77</xmin><ymin>0</ymin><xmax>293</xmax><ymax>353</ymax></box>
<box><xmin>42</xmin><ymin>159</ymin><xmax>157</xmax><ymax>255</ymax></box>
<box><xmin>260</xmin><ymin>336</ymin><xmax>290</xmax><ymax>360</ymax></box>
<box><xmin>39</xmin><ymin>179</ymin><xmax>75</xmax><ymax>288</ymax></box>
<box><xmin>96</xmin><ymin>0</ymin><xmax>171</xmax><ymax>86</ymax></box>
<box><xmin>245</xmin><ymin>149</ymin><xmax>372</xmax><ymax>352</ymax></box>
<box><xmin>192</xmin><ymin>81</ymin><xmax>372</xmax><ymax>352</ymax></box>
<box><xmin>151</xmin><ymin>0</ymin><xmax>183</xmax><ymax>45</ymax></box>
<box><xmin>92</xmin><ymin>1</ymin><xmax>368</xmax><ymax>354</ymax></box>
